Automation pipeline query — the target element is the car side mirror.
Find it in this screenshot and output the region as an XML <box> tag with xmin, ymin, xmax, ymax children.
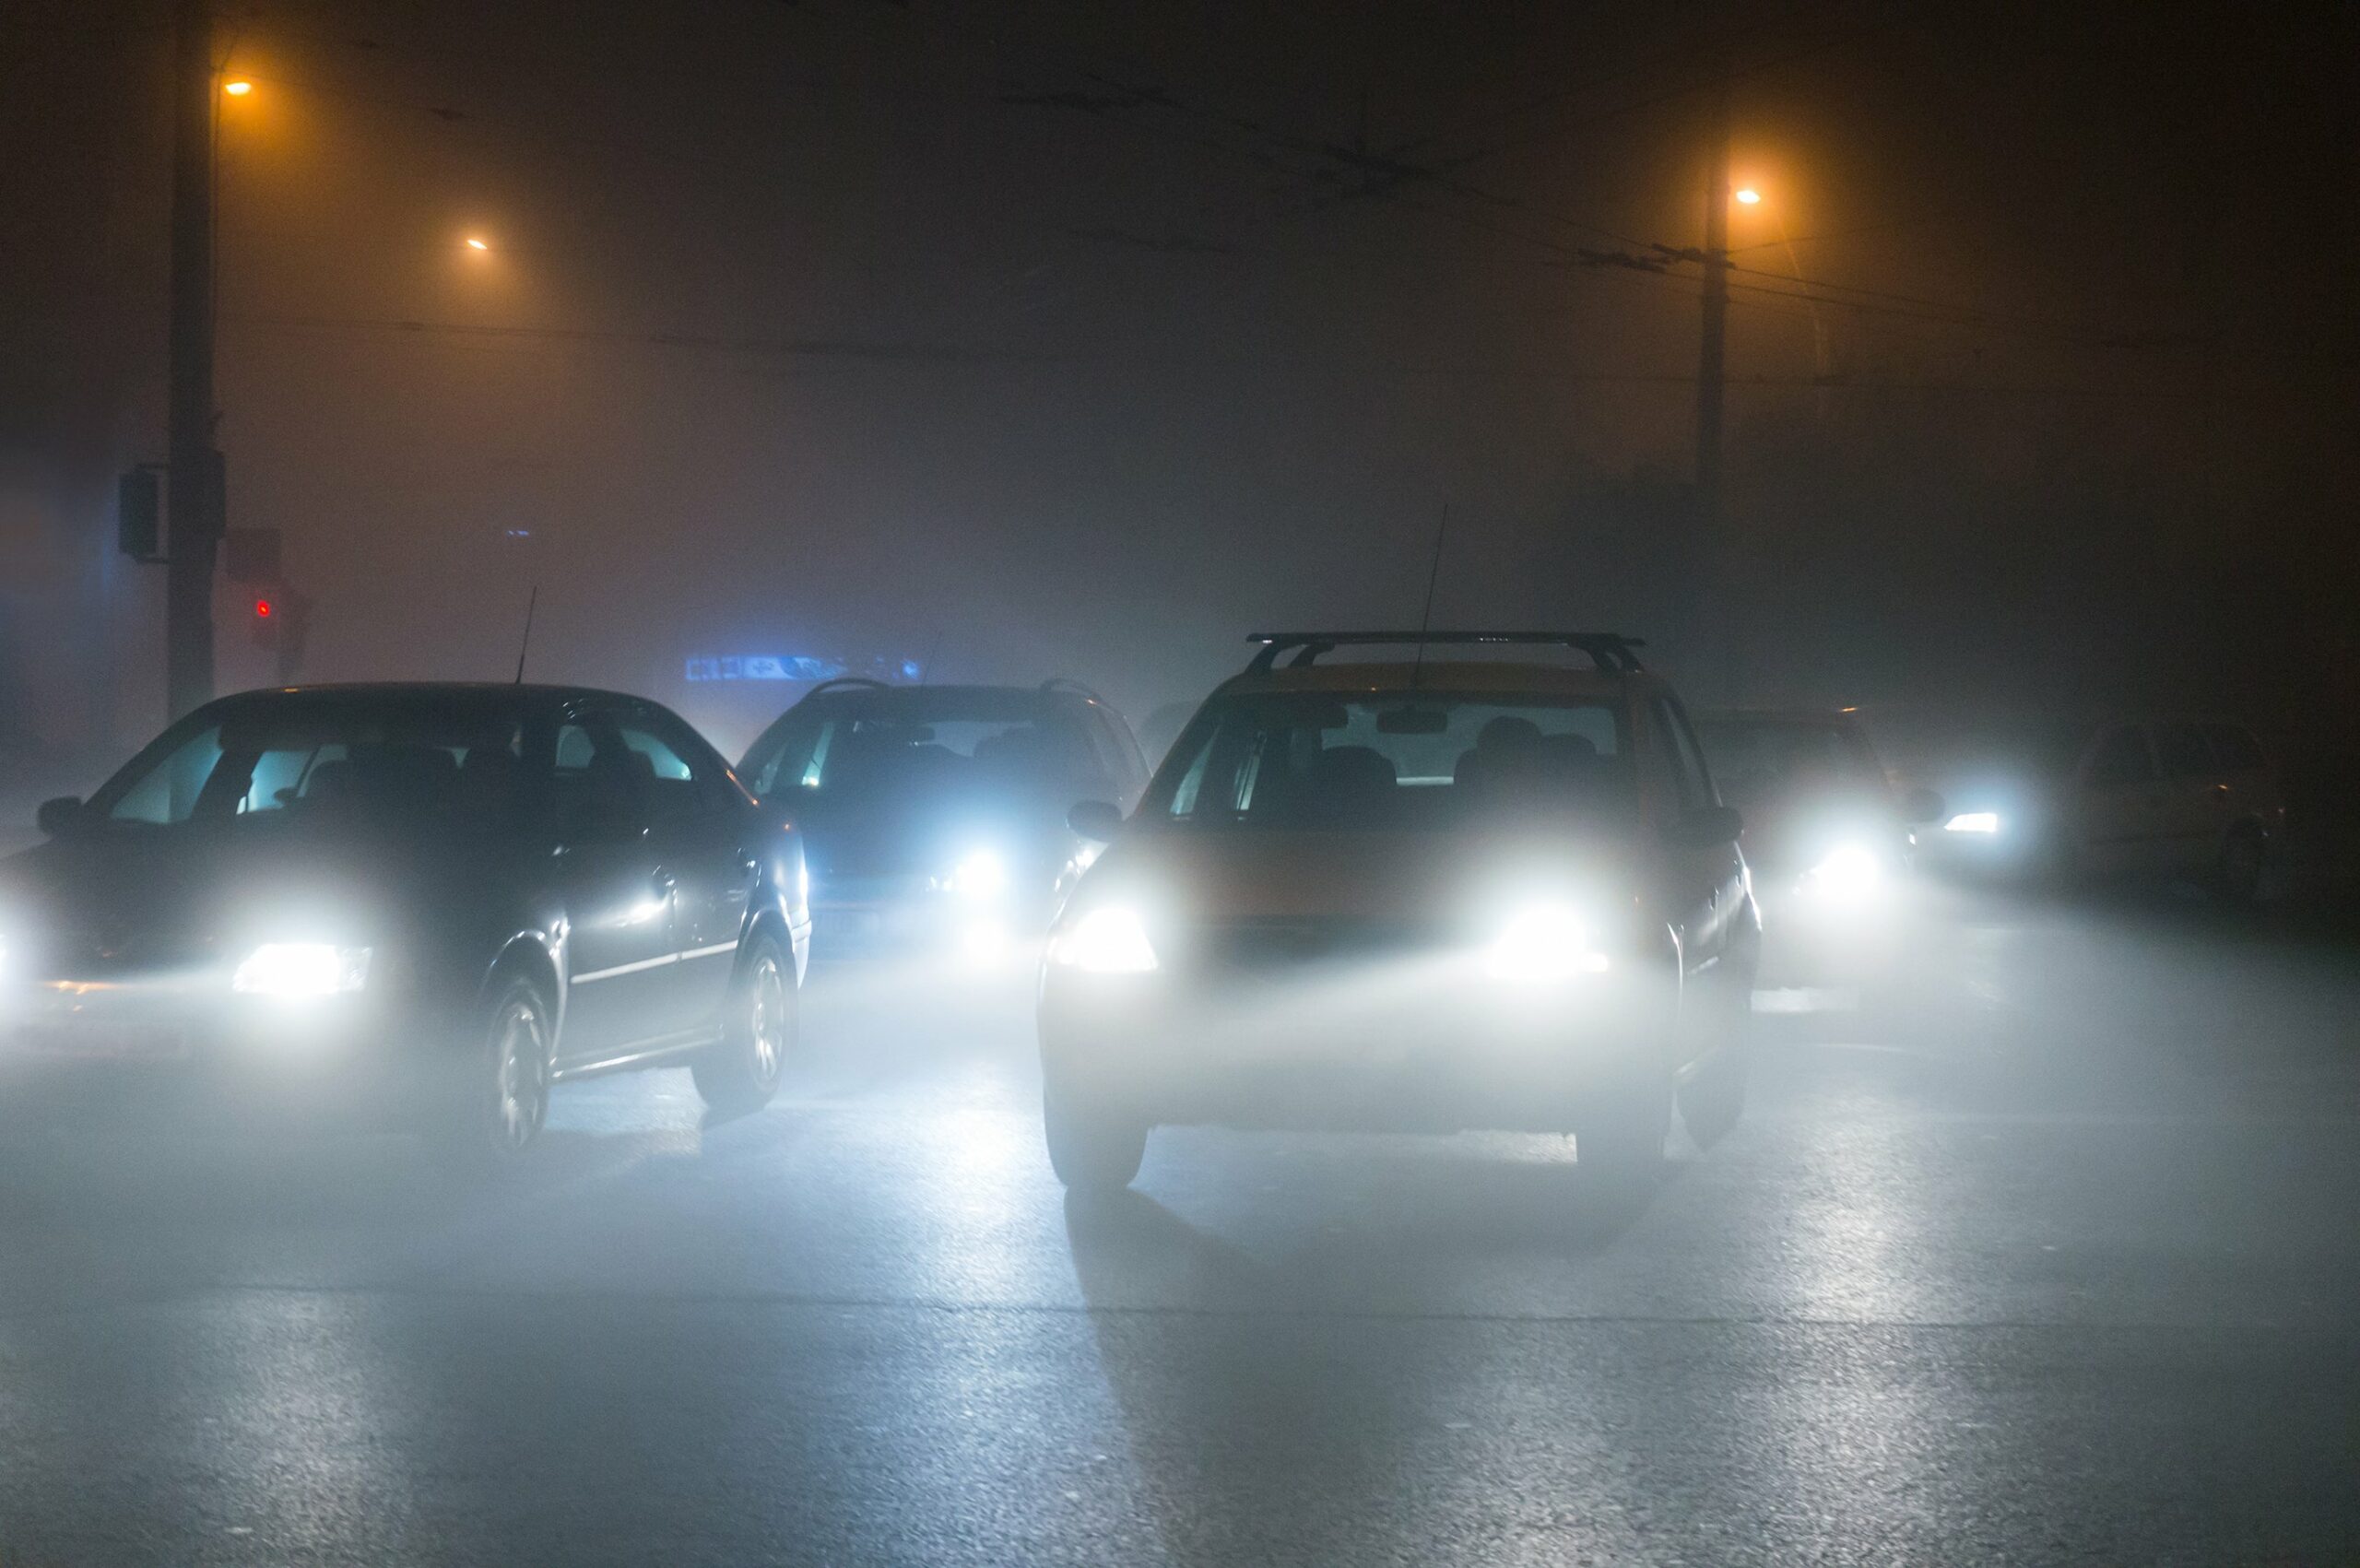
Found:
<box><xmin>1068</xmin><ymin>799</ymin><xmax>1124</xmax><ymax>843</ymax></box>
<box><xmin>1668</xmin><ymin>804</ymin><xmax>1742</xmax><ymax>846</ymax></box>
<box><xmin>1902</xmin><ymin>785</ymin><xmax>1945</xmax><ymax>825</ymax></box>
<box><xmin>36</xmin><ymin>796</ymin><xmax>91</xmax><ymax>838</ymax></box>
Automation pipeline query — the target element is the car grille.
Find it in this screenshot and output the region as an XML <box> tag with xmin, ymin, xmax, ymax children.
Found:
<box><xmin>1188</xmin><ymin>916</ymin><xmax>1455</xmax><ymax>975</ymax></box>
<box><xmin>33</xmin><ymin>928</ymin><xmax>219</xmax><ymax>984</ymax></box>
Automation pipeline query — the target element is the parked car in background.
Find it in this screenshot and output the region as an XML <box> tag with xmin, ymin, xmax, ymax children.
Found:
<box><xmin>1921</xmin><ymin>715</ymin><xmax>2284</xmax><ymax>899</ymax></box>
<box><xmin>1691</xmin><ymin>707</ymin><xmax>1942</xmax><ymax>905</ymax></box>
<box><xmin>737</xmin><ymin>679</ymin><xmax>1148</xmax><ymax>958</ymax></box>
<box><xmin>0</xmin><ymin>684</ymin><xmax>810</xmax><ymax>1159</ymax></box>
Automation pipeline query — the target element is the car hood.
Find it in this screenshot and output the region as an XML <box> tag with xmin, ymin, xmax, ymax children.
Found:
<box><xmin>1075</xmin><ymin>825</ymin><xmax>1654</xmax><ymax>933</ymax></box>
<box><xmin>0</xmin><ymin>818</ymin><xmax>528</xmax><ymax>977</ymax></box>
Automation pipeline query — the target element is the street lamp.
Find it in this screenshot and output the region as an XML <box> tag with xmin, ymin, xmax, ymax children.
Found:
<box><xmin>222</xmin><ymin>78</ymin><xmax>253</xmax><ymax>97</ymax></box>
<box><xmin>1729</xmin><ymin>183</ymin><xmax>1832</xmax><ymax>395</ymax></box>
<box><xmin>465</xmin><ymin>236</ymin><xmax>490</xmax><ymax>252</ymax></box>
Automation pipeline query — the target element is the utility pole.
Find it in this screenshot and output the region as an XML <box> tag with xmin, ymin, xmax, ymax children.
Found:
<box><xmin>1693</xmin><ymin>75</ymin><xmax>1730</xmax><ymax>531</ymax></box>
<box><xmin>165</xmin><ymin>0</ymin><xmax>223</xmax><ymax>716</ymax></box>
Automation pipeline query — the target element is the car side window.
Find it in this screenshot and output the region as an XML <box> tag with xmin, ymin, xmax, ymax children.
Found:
<box><xmin>616</xmin><ymin>712</ymin><xmax>731</xmax><ymax>825</ymax></box>
<box><xmin>2204</xmin><ymin>725</ymin><xmax>2264</xmax><ymax>773</ymax></box>
<box><xmin>552</xmin><ymin>719</ymin><xmax>652</xmax><ymax>837</ymax></box>
<box><xmin>2088</xmin><ymin>726</ymin><xmax>2156</xmax><ymax>788</ymax></box>
<box><xmin>102</xmin><ymin>723</ymin><xmax>226</xmax><ymax>824</ymax></box>
<box><xmin>1646</xmin><ymin>698</ymin><xmax>1716</xmax><ymax>814</ymax></box>
<box><xmin>1071</xmin><ymin>706</ymin><xmax>1142</xmax><ymax>800</ymax></box>
<box><xmin>747</xmin><ymin>714</ymin><xmax>831</xmax><ymax>797</ymax></box>
<box><xmin>1099</xmin><ymin>710</ymin><xmax>1150</xmax><ymax>799</ymax></box>
<box><xmin>2152</xmin><ymin>723</ymin><xmax>2212</xmax><ymax>779</ymax></box>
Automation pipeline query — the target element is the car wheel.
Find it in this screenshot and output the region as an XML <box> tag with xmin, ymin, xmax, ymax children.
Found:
<box><xmin>691</xmin><ymin>933</ymin><xmax>794</xmax><ymax>1113</ymax></box>
<box><xmin>1575</xmin><ymin>1060</ymin><xmax>1670</xmax><ymax>1188</ymax></box>
<box><xmin>2216</xmin><ymin>826</ymin><xmax>2266</xmax><ymax>905</ymax></box>
<box><xmin>1042</xmin><ymin>1067</ymin><xmax>1148</xmax><ymax>1191</ymax></box>
<box><xmin>430</xmin><ymin>973</ymin><xmax>552</xmax><ymax>1164</ymax></box>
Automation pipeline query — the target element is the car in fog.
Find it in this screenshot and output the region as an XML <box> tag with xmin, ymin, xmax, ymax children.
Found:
<box><xmin>1036</xmin><ymin>631</ymin><xmax>1758</xmax><ymax>1191</ymax></box>
<box><xmin>1691</xmin><ymin>707</ymin><xmax>1943</xmax><ymax>904</ymax></box>
<box><xmin>737</xmin><ymin>678</ymin><xmax>1148</xmax><ymax>957</ymax></box>
<box><xmin>1923</xmin><ymin>715</ymin><xmax>2284</xmax><ymax>898</ymax></box>
<box><xmin>0</xmin><ymin>684</ymin><xmax>810</xmax><ymax>1158</ymax></box>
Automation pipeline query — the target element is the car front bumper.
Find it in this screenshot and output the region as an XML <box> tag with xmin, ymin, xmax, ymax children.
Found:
<box><xmin>0</xmin><ymin>976</ymin><xmax>452</xmax><ymax>1136</ymax></box>
<box><xmin>814</xmin><ymin>876</ymin><xmax>1049</xmax><ymax>958</ymax></box>
<box><xmin>1039</xmin><ymin>961</ymin><xmax>1677</xmax><ymax>1134</ymax></box>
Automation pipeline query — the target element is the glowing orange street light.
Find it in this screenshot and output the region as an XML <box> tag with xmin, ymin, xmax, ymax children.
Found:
<box><xmin>465</xmin><ymin>237</ymin><xmax>490</xmax><ymax>252</ymax></box>
<box><xmin>1733</xmin><ymin>186</ymin><xmax>1763</xmax><ymax>205</ymax></box>
<box><xmin>223</xmin><ymin>78</ymin><xmax>253</xmax><ymax>97</ymax></box>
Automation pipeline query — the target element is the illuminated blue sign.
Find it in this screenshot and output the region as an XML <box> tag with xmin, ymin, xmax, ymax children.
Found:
<box><xmin>685</xmin><ymin>654</ymin><xmax>924</xmax><ymax>683</ymax></box>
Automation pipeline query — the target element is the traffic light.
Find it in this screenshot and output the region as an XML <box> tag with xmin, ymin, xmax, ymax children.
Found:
<box><xmin>248</xmin><ymin>586</ymin><xmax>312</xmax><ymax>681</ymax></box>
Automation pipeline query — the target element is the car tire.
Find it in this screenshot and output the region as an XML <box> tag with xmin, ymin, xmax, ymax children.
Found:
<box><xmin>427</xmin><ymin>972</ymin><xmax>553</xmax><ymax>1165</ymax></box>
<box><xmin>2216</xmin><ymin>825</ymin><xmax>2266</xmax><ymax>906</ymax></box>
<box><xmin>691</xmin><ymin>932</ymin><xmax>794</xmax><ymax>1114</ymax></box>
<box><xmin>1042</xmin><ymin>1067</ymin><xmax>1148</xmax><ymax>1191</ymax></box>
<box><xmin>1575</xmin><ymin>1060</ymin><xmax>1670</xmax><ymax>1189</ymax></box>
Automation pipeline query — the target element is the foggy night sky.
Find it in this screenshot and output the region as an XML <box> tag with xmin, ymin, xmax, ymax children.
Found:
<box><xmin>2</xmin><ymin>0</ymin><xmax>2354</xmax><ymax>761</ymax></box>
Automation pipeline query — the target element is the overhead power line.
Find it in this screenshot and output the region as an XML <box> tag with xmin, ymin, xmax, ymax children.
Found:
<box><xmin>218</xmin><ymin>311</ymin><xmax>2355</xmax><ymax>399</ymax></box>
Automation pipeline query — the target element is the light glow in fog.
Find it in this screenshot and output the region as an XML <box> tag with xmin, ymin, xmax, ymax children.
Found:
<box><xmin>1943</xmin><ymin>811</ymin><xmax>2000</xmax><ymax>834</ymax></box>
<box><xmin>1051</xmin><ymin>906</ymin><xmax>1159</xmax><ymax>973</ymax></box>
<box><xmin>1806</xmin><ymin>843</ymin><xmax>1883</xmax><ymax>900</ymax></box>
<box><xmin>231</xmin><ymin>943</ymin><xmax>372</xmax><ymax>996</ymax></box>
<box><xmin>950</xmin><ymin>849</ymin><xmax>1009</xmax><ymax>902</ymax></box>
<box><xmin>1483</xmin><ymin>903</ymin><xmax>1609</xmax><ymax>984</ymax></box>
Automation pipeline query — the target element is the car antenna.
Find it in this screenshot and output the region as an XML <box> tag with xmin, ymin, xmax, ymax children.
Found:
<box><xmin>1409</xmin><ymin>503</ymin><xmax>1447</xmax><ymax>689</ymax></box>
<box><xmin>513</xmin><ymin>584</ymin><xmax>538</xmax><ymax>684</ymax></box>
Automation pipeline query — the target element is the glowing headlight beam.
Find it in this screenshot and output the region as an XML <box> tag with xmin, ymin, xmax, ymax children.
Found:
<box><xmin>1484</xmin><ymin>902</ymin><xmax>1609</xmax><ymax>984</ymax></box>
<box><xmin>1050</xmin><ymin>905</ymin><xmax>1158</xmax><ymax>973</ymax></box>
<box><xmin>1942</xmin><ymin>811</ymin><xmax>2000</xmax><ymax>834</ymax></box>
<box><xmin>950</xmin><ymin>848</ymin><xmax>1009</xmax><ymax>902</ymax></box>
<box><xmin>1806</xmin><ymin>843</ymin><xmax>1883</xmax><ymax>899</ymax></box>
<box><xmin>231</xmin><ymin>943</ymin><xmax>372</xmax><ymax>996</ymax></box>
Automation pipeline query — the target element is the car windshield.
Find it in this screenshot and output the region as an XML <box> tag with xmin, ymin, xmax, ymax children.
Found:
<box><xmin>740</xmin><ymin>691</ymin><xmax>1096</xmax><ymax>803</ymax></box>
<box><xmin>1150</xmin><ymin>690</ymin><xmax>1632</xmax><ymax>830</ymax></box>
<box><xmin>1693</xmin><ymin>716</ymin><xmax>1885</xmax><ymax>808</ymax></box>
<box><xmin>88</xmin><ymin>698</ymin><xmax>530</xmax><ymax>831</ymax></box>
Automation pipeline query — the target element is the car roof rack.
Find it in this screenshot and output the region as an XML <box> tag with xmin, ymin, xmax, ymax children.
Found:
<box><xmin>796</xmin><ymin>676</ymin><xmax>892</xmax><ymax>702</ymax></box>
<box><xmin>1242</xmin><ymin>631</ymin><xmax>1646</xmax><ymax>675</ymax></box>
<box><xmin>1039</xmin><ymin>677</ymin><xmax>1109</xmax><ymax>705</ymax></box>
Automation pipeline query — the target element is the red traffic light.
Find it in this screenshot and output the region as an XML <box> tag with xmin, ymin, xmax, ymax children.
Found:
<box><xmin>253</xmin><ymin>597</ymin><xmax>275</xmax><ymax>619</ymax></box>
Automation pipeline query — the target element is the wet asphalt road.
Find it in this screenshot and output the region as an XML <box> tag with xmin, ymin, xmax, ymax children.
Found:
<box><xmin>2</xmin><ymin>881</ymin><xmax>2356</xmax><ymax>1566</ymax></box>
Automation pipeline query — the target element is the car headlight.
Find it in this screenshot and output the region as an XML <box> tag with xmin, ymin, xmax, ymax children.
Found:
<box><xmin>1484</xmin><ymin>902</ymin><xmax>1610</xmax><ymax>983</ymax></box>
<box><xmin>1805</xmin><ymin>843</ymin><xmax>1882</xmax><ymax>898</ymax></box>
<box><xmin>1943</xmin><ymin>811</ymin><xmax>2000</xmax><ymax>834</ymax></box>
<box><xmin>948</xmin><ymin>848</ymin><xmax>1009</xmax><ymax>902</ymax></box>
<box><xmin>231</xmin><ymin>942</ymin><xmax>372</xmax><ymax>996</ymax></box>
<box><xmin>1049</xmin><ymin>905</ymin><xmax>1159</xmax><ymax>973</ymax></box>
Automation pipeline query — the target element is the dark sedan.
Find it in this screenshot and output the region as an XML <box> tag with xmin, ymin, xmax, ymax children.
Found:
<box><xmin>0</xmin><ymin>684</ymin><xmax>810</xmax><ymax>1158</ymax></box>
<box><xmin>1690</xmin><ymin>707</ymin><xmax>1942</xmax><ymax>907</ymax></box>
<box><xmin>736</xmin><ymin>678</ymin><xmax>1147</xmax><ymax>959</ymax></box>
